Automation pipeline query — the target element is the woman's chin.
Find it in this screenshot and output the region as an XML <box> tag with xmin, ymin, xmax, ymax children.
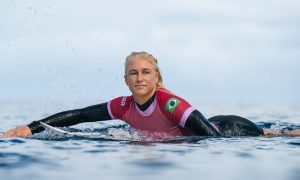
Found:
<box><xmin>132</xmin><ymin>89</ymin><xmax>150</xmax><ymax>97</ymax></box>
<box><xmin>133</xmin><ymin>91</ymin><xmax>147</xmax><ymax>97</ymax></box>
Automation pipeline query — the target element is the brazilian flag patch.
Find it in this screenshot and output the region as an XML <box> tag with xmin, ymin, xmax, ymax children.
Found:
<box><xmin>165</xmin><ymin>98</ymin><xmax>181</xmax><ymax>113</ymax></box>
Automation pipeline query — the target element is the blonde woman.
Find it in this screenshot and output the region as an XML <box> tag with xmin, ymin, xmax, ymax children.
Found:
<box><xmin>1</xmin><ymin>51</ymin><xmax>299</xmax><ymax>139</ymax></box>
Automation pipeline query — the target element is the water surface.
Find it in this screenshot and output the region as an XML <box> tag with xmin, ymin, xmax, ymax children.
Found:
<box><xmin>1</xmin><ymin>102</ymin><xmax>300</xmax><ymax>180</ymax></box>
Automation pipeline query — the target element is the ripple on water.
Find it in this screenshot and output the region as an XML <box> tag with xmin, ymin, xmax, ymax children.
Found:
<box><xmin>84</xmin><ymin>149</ymin><xmax>119</xmax><ymax>154</ymax></box>
<box><xmin>8</xmin><ymin>139</ymin><xmax>26</xmax><ymax>144</ymax></box>
<box><xmin>0</xmin><ymin>152</ymin><xmax>40</xmax><ymax>168</ymax></box>
<box><xmin>129</xmin><ymin>159</ymin><xmax>175</xmax><ymax>169</ymax></box>
<box><xmin>287</xmin><ymin>141</ymin><xmax>300</xmax><ymax>146</ymax></box>
<box><xmin>0</xmin><ymin>138</ymin><xmax>26</xmax><ymax>144</ymax></box>
<box><xmin>235</xmin><ymin>151</ymin><xmax>254</xmax><ymax>158</ymax></box>
<box><xmin>51</xmin><ymin>145</ymin><xmax>82</xmax><ymax>150</ymax></box>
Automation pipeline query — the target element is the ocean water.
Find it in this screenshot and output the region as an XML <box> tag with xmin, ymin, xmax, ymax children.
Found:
<box><xmin>1</xmin><ymin>101</ymin><xmax>300</xmax><ymax>180</ymax></box>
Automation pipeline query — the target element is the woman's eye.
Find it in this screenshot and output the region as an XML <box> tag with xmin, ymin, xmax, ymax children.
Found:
<box><xmin>129</xmin><ymin>71</ymin><xmax>138</xmax><ymax>75</ymax></box>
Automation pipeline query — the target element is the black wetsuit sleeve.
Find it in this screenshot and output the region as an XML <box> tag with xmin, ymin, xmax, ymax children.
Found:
<box><xmin>208</xmin><ymin>115</ymin><xmax>264</xmax><ymax>136</ymax></box>
<box><xmin>27</xmin><ymin>103</ymin><xmax>112</xmax><ymax>134</ymax></box>
<box><xmin>184</xmin><ymin>110</ymin><xmax>221</xmax><ymax>136</ymax></box>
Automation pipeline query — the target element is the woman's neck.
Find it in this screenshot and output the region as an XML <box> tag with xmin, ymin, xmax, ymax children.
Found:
<box><xmin>135</xmin><ymin>92</ymin><xmax>156</xmax><ymax>111</ymax></box>
<box><xmin>133</xmin><ymin>89</ymin><xmax>157</xmax><ymax>105</ymax></box>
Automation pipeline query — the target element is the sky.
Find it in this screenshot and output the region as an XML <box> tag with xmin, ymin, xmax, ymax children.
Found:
<box><xmin>0</xmin><ymin>0</ymin><xmax>300</xmax><ymax>106</ymax></box>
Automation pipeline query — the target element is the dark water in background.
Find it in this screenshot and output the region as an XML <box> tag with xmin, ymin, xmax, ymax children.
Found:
<box><xmin>1</xmin><ymin>101</ymin><xmax>300</xmax><ymax>180</ymax></box>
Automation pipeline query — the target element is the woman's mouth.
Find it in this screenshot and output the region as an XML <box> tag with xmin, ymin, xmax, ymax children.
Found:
<box><xmin>135</xmin><ymin>85</ymin><xmax>146</xmax><ymax>88</ymax></box>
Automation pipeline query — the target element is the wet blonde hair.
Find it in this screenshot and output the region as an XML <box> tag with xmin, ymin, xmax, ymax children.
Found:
<box><xmin>125</xmin><ymin>51</ymin><xmax>164</xmax><ymax>89</ymax></box>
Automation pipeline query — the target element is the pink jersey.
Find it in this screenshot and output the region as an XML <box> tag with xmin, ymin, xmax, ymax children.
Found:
<box><xmin>107</xmin><ymin>89</ymin><xmax>196</xmax><ymax>138</ymax></box>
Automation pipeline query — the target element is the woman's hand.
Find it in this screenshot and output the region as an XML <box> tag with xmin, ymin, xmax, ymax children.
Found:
<box><xmin>262</xmin><ymin>128</ymin><xmax>280</xmax><ymax>135</ymax></box>
<box><xmin>286</xmin><ymin>129</ymin><xmax>300</xmax><ymax>135</ymax></box>
<box><xmin>263</xmin><ymin>128</ymin><xmax>300</xmax><ymax>136</ymax></box>
<box><xmin>0</xmin><ymin>126</ymin><xmax>32</xmax><ymax>138</ymax></box>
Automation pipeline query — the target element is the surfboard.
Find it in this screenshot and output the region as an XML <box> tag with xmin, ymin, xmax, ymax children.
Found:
<box><xmin>40</xmin><ymin>122</ymin><xmax>76</xmax><ymax>136</ymax></box>
<box><xmin>39</xmin><ymin>122</ymin><xmax>122</xmax><ymax>140</ymax></box>
<box><xmin>39</xmin><ymin>122</ymin><xmax>193</xmax><ymax>142</ymax></box>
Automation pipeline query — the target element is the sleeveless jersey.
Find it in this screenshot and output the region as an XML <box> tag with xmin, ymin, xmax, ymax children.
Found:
<box><xmin>107</xmin><ymin>89</ymin><xmax>195</xmax><ymax>138</ymax></box>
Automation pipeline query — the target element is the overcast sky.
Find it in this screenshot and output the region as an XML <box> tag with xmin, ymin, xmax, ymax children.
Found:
<box><xmin>1</xmin><ymin>0</ymin><xmax>299</xmax><ymax>106</ymax></box>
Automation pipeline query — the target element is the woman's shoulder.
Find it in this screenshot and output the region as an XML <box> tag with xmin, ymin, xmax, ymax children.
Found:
<box><xmin>156</xmin><ymin>88</ymin><xmax>190</xmax><ymax>105</ymax></box>
<box><xmin>109</xmin><ymin>95</ymin><xmax>134</xmax><ymax>108</ymax></box>
<box><xmin>157</xmin><ymin>88</ymin><xmax>181</xmax><ymax>98</ymax></box>
<box><xmin>108</xmin><ymin>95</ymin><xmax>134</xmax><ymax>119</ymax></box>
<box><xmin>156</xmin><ymin>88</ymin><xmax>173</xmax><ymax>96</ymax></box>
<box><xmin>156</xmin><ymin>88</ymin><xmax>194</xmax><ymax>121</ymax></box>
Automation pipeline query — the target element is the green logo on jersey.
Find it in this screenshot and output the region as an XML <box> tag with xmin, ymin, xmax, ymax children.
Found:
<box><xmin>165</xmin><ymin>98</ymin><xmax>181</xmax><ymax>113</ymax></box>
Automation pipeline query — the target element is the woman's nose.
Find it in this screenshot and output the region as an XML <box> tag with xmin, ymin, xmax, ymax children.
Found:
<box><xmin>137</xmin><ymin>73</ymin><xmax>143</xmax><ymax>82</ymax></box>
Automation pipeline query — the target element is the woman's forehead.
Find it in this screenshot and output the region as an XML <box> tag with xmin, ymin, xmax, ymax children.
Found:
<box><xmin>127</xmin><ymin>57</ymin><xmax>155</xmax><ymax>69</ymax></box>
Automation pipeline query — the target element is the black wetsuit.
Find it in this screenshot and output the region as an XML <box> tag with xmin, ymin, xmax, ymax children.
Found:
<box><xmin>28</xmin><ymin>93</ymin><xmax>263</xmax><ymax>136</ymax></box>
<box><xmin>209</xmin><ymin>115</ymin><xmax>264</xmax><ymax>136</ymax></box>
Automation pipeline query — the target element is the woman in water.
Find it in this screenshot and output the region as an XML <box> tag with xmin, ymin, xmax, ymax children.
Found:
<box><xmin>1</xmin><ymin>51</ymin><xmax>299</xmax><ymax>139</ymax></box>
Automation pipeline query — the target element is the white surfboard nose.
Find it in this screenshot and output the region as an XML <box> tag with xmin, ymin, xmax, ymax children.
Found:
<box><xmin>40</xmin><ymin>122</ymin><xmax>72</xmax><ymax>135</ymax></box>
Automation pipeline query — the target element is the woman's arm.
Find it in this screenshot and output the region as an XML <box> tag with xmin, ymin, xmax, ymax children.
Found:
<box><xmin>263</xmin><ymin>128</ymin><xmax>300</xmax><ymax>136</ymax></box>
<box><xmin>184</xmin><ymin>110</ymin><xmax>221</xmax><ymax>136</ymax></box>
<box><xmin>0</xmin><ymin>103</ymin><xmax>111</xmax><ymax>138</ymax></box>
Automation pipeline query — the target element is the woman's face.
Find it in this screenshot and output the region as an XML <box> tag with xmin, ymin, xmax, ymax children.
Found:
<box><xmin>125</xmin><ymin>57</ymin><xmax>159</xmax><ymax>100</ymax></box>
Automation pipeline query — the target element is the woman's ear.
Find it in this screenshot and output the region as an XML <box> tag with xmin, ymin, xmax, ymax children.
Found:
<box><xmin>124</xmin><ymin>74</ymin><xmax>129</xmax><ymax>86</ymax></box>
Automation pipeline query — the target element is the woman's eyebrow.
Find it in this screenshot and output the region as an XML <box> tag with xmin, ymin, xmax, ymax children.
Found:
<box><xmin>129</xmin><ymin>68</ymin><xmax>152</xmax><ymax>72</ymax></box>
